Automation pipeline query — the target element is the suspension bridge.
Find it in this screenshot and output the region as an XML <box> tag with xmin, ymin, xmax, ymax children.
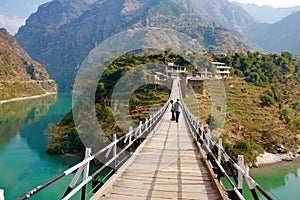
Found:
<box><xmin>17</xmin><ymin>78</ymin><xmax>274</xmax><ymax>200</ymax></box>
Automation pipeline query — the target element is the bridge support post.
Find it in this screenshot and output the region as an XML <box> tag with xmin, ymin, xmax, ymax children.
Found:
<box><xmin>238</xmin><ymin>155</ymin><xmax>244</xmax><ymax>195</ymax></box>
<box><xmin>218</xmin><ymin>139</ymin><xmax>222</xmax><ymax>163</ymax></box>
<box><xmin>129</xmin><ymin>126</ymin><xmax>133</xmax><ymax>144</ymax></box>
<box><xmin>81</xmin><ymin>148</ymin><xmax>91</xmax><ymax>200</ymax></box>
<box><xmin>238</xmin><ymin>155</ymin><xmax>260</xmax><ymax>200</ymax></box>
<box><xmin>139</xmin><ymin>121</ymin><xmax>142</xmax><ymax>138</ymax></box>
<box><xmin>129</xmin><ymin>126</ymin><xmax>134</xmax><ymax>152</ymax></box>
<box><xmin>145</xmin><ymin>118</ymin><xmax>149</xmax><ymax>131</ymax></box>
<box><xmin>0</xmin><ymin>189</ymin><xmax>4</xmax><ymax>200</ymax></box>
<box><xmin>62</xmin><ymin>148</ymin><xmax>92</xmax><ymax>200</ymax></box>
<box><xmin>113</xmin><ymin>134</ymin><xmax>117</xmax><ymax>171</ymax></box>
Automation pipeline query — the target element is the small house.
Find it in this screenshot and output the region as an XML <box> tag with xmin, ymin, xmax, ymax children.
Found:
<box><xmin>210</xmin><ymin>62</ymin><xmax>230</xmax><ymax>79</ymax></box>
<box><xmin>187</xmin><ymin>77</ymin><xmax>205</xmax><ymax>95</ymax></box>
<box><xmin>166</xmin><ymin>62</ymin><xmax>187</xmax><ymax>76</ymax></box>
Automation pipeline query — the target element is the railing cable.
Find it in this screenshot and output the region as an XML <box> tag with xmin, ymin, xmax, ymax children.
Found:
<box><xmin>178</xmin><ymin>78</ymin><xmax>274</xmax><ymax>200</ymax></box>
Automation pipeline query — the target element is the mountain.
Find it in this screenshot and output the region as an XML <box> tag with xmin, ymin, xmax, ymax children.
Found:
<box><xmin>0</xmin><ymin>28</ymin><xmax>56</xmax><ymax>101</ymax></box>
<box><xmin>233</xmin><ymin>2</ymin><xmax>300</xmax><ymax>24</ymax></box>
<box><xmin>198</xmin><ymin>0</ymin><xmax>257</xmax><ymax>34</ymax></box>
<box><xmin>15</xmin><ymin>0</ymin><xmax>251</xmax><ymax>90</ymax></box>
<box><xmin>245</xmin><ymin>11</ymin><xmax>300</xmax><ymax>54</ymax></box>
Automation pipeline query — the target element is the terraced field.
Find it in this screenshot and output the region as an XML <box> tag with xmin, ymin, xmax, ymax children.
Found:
<box><xmin>184</xmin><ymin>77</ymin><xmax>299</xmax><ymax>163</ymax></box>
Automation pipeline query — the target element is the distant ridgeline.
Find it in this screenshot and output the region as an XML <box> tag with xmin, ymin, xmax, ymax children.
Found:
<box><xmin>15</xmin><ymin>0</ymin><xmax>250</xmax><ymax>90</ymax></box>
<box><xmin>0</xmin><ymin>28</ymin><xmax>57</xmax><ymax>101</ymax></box>
<box><xmin>48</xmin><ymin>50</ymin><xmax>300</xmax><ymax>165</ymax></box>
<box><xmin>15</xmin><ymin>0</ymin><xmax>300</xmax><ymax>91</ymax></box>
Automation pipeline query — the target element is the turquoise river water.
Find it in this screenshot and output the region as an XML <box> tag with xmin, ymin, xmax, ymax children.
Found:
<box><xmin>0</xmin><ymin>94</ymin><xmax>82</xmax><ymax>199</ymax></box>
<box><xmin>0</xmin><ymin>94</ymin><xmax>299</xmax><ymax>199</ymax></box>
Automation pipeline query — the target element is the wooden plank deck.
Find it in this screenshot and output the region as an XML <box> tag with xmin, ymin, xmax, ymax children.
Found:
<box><xmin>91</xmin><ymin>80</ymin><xmax>221</xmax><ymax>200</ymax></box>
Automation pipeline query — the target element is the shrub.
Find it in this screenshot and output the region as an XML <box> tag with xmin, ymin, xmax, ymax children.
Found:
<box><xmin>260</xmin><ymin>95</ymin><xmax>275</xmax><ymax>107</ymax></box>
<box><xmin>206</xmin><ymin>115</ymin><xmax>221</xmax><ymax>130</ymax></box>
<box><xmin>234</xmin><ymin>139</ymin><xmax>250</xmax><ymax>152</ymax></box>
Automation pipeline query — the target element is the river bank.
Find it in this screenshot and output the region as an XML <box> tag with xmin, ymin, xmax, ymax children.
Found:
<box><xmin>0</xmin><ymin>93</ymin><xmax>79</xmax><ymax>200</ymax></box>
<box><xmin>0</xmin><ymin>92</ymin><xmax>57</xmax><ymax>105</ymax></box>
<box><xmin>256</xmin><ymin>151</ymin><xmax>300</xmax><ymax>165</ymax></box>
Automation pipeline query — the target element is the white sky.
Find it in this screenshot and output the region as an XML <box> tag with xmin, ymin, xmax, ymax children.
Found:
<box><xmin>228</xmin><ymin>0</ymin><xmax>300</xmax><ymax>8</ymax></box>
<box><xmin>0</xmin><ymin>0</ymin><xmax>50</xmax><ymax>34</ymax></box>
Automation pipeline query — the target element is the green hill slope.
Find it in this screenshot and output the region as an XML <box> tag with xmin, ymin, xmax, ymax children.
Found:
<box><xmin>46</xmin><ymin>51</ymin><xmax>176</xmax><ymax>154</ymax></box>
<box><xmin>189</xmin><ymin>51</ymin><xmax>300</xmax><ymax>164</ymax></box>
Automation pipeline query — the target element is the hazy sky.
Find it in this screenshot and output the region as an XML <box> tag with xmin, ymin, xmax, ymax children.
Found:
<box><xmin>1</xmin><ymin>0</ymin><xmax>300</xmax><ymax>34</ymax></box>
<box><xmin>0</xmin><ymin>0</ymin><xmax>50</xmax><ymax>34</ymax></box>
<box><xmin>228</xmin><ymin>0</ymin><xmax>300</xmax><ymax>8</ymax></box>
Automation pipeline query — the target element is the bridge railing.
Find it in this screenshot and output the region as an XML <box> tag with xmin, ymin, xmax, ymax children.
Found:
<box><xmin>179</xmin><ymin>81</ymin><xmax>274</xmax><ymax>200</ymax></box>
<box><xmin>17</xmin><ymin>98</ymin><xmax>170</xmax><ymax>200</ymax></box>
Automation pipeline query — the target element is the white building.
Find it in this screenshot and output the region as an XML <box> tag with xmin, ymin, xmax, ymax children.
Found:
<box><xmin>166</xmin><ymin>62</ymin><xmax>187</xmax><ymax>76</ymax></box>
<box><xmin>210</xmin><ymin>62</ymin><xmax>230</xmax><ymax>79</ymax></box>
<box><xmin>196</xmin><ymin>68</ymin><xmax>213</xmax><ymax>79</ymax></box>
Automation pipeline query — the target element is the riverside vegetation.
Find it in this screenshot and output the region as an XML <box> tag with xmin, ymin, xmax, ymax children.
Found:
<box><xmin>47</xmin><ymin>51</ymin><xmax>300</xmax><ymax>165</ymax></box>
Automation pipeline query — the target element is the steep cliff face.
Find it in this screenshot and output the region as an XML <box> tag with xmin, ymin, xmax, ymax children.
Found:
<box><xmin>0</xmin><ymin>28</ymin><xmax>57</xmax><ymax>101</ymax></box>
<box><xmin>0</xmin><ymin>28</ymin><xmax>48</xmax><ymax>81</ymax></box>
<box><xmin>15</xmin><ymin>0</ymin><xmax>250</xmax><ymax>90</ymax></box>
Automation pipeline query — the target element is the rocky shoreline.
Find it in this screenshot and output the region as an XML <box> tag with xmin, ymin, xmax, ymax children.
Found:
<box><xmin>256</xmin><ymin>151</ymin><xmax>300</xmax><ymax>166</ymax></box>
<box><xmin>0</xmin><ymin>92</ymin><xmax>57</xmax><ymax>105</ymax></box>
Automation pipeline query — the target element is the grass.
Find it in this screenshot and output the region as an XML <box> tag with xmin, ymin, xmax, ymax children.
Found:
<box><xmin>184</xmin><ymin>76</ymin><xmax>299</xmax><ymax>164</ymax></box>
<box><xmin>0</xmin><ymin>82</ymin><xmax>45</xmax><ymax>101</ymax></box>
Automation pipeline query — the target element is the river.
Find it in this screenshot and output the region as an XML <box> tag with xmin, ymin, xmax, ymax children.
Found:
<box><xmin>0</xmin><ymin>94</ymin><xmax>300</xmax><ymax>200</ymax></box>
<box><xmin>0</xmin><ymin>94</ymin><xmax>82</xmax><ymax>200</ymax></box>
<box><xmin>249</xmin><ymin>157</ymin><xmax>300</xmax><ymax>200</ymax></box>
<box><xmin>220</xmin><ymin>158</ymin><xmax>300</xmax><ymax>200</ymax></box>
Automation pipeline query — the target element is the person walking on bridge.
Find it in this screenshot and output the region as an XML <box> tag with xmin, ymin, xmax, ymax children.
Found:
<box><xmin>170</xmin><ymin>100</ymin><xmax>175</xmax><ymax>121</ymax></box>
<box><xmin>174</xmin><ymin>99</ymin><xmax>182</xmax><ymax>123</ymax></box>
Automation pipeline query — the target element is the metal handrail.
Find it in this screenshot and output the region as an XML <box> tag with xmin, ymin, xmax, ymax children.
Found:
<box><xmin>178</xmin><ymin>80</ymin><xmax>274</xmax><ymax>200</ymax></box>
<box><xmin>17</xmin><ymin>97</ymin><xmax>170</xmax><ymax>200</ymax></box>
